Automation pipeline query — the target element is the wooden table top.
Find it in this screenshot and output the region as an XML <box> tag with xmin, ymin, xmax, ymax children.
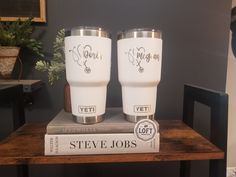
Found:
<box><xmin>0</xmin><ymin>80</ymin><xmax>43</xmax><ymax>93</ymax></box>
<box><xmin>0</xmin><ymin>120</ymin><xmax>224</xmax><ymax>165</ymax></box>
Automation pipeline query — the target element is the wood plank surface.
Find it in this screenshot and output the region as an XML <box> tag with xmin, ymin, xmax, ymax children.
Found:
<box><xmin>0</xmin><ymin>120</ymin><xmax>224</xmax><ymax>165</ymax></box>
<box><xmin>0</xmin><ymin>80</ymin><xmax>43</xmax><ymax>93</ymax></box>
<box><xmin>0</xmin><ymin>80</ymin><xmax>41</xmax><ymax>85</ymax></box>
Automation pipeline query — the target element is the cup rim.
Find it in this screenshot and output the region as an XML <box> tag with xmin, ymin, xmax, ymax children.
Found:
<box><xmin>66</xmin><ymin>26</ymin><xmax>111</xmax><ymax>39</ymax></box>
<box><xmin>117</xmin><ymin>28</ymin><xmax>162</xmax><ymax>40</ymax></box>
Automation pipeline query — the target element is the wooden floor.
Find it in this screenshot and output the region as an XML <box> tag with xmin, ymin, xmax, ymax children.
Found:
<box><xmin>0</xmin><ymin>120</ymin><xmax>224</xmax><ymax>165</ymax></box>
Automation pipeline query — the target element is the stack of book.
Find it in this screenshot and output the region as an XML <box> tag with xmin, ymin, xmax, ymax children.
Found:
<box><xmin>44</xmin><ymin>108</ymin><xmax>160</xmax><ymax>155</ymax></box>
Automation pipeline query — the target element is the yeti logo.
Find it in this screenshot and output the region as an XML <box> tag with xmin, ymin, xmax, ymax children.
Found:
<box><xmin>78</xmin><ymin>106</ymin><xmax>96</xmax><ymax>114</ymax></box>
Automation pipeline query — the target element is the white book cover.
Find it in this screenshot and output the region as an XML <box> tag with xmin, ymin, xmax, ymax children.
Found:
<box><xmin>45</xmin><ymin>132</ymin><xmax>159</xmax><ymax>155</ymax></box>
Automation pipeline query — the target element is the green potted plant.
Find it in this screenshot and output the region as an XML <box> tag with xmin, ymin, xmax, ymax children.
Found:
<box><xmin>35</xmin><ymin>29</ymin><xmax>65</xmax><ymax>85</ymax></box>
<box><xmin>35</xmin><ymin>29</ymin><xmax>71</xmax><ymax>111</ymax></box>
<box><xmin>0</xmin><ymin>18</ymin><xmax>43</xmax><ymax>78</ymax></box>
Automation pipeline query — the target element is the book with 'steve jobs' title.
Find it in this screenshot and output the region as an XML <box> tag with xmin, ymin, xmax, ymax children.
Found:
<box><xmin>46</xmin><ymin>108</ymin><xmax>159</xmax><ymax>134</ymax></box>
<box><xmin>45</xmin><ymin>132</ymin><xmax>160</xmax><ymax>155</ymax></box>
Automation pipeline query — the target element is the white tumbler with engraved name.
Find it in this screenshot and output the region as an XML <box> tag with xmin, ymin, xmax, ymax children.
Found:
<box><xmin>65</xmin><ymin>26</ymin><xmax>111</xmax><ymax>124</ymax></box>
<box><xmin>117</xmin><ymin>28</ymin><xmax>162</xmax><ymax>122</ymax></box>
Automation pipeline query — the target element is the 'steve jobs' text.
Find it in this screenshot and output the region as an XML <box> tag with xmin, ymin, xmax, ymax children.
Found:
<box><xmin>69</xmin><ymin>139</ymin><xmax>137</xmax><ymax>149</ymax></box>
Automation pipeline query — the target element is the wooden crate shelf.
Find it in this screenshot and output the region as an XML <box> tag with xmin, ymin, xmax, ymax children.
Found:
<box><xmin>0</xmin><ymin>120</ymin><xmax>224</xmax><ymax>165</ymax></box>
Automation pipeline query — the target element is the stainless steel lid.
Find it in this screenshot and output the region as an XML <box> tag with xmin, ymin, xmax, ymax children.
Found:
<box><xmin>117</xmin><ymin>28</ymin><xmax>162</xmax><ymax>40</ymax></box>
<box><xmin>66</xmin><ymin>26</ymin><xmax>111</xmax><ymax>38</ymax></box>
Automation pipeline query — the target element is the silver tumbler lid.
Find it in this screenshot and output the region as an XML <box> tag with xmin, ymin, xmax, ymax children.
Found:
<box><xmin>66</xmin><ymin>26</ymin><xmax>111</xmax><ymax>38</ymax></box>
<box><xmin>117</xmin><ymin>28</ymin><xmax>162</xmax><ymax>40</ymax></box>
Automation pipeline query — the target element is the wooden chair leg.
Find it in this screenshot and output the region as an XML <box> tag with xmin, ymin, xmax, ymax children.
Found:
<box><xmin>180</xmin><ymin>161</ymin><xmax>191</xmax><ymax>177</ymax></box>
<box><xmin>17</xmin><ymin>165</ymin><xmax>29</xmax><ymax>177</ymax></box>
<box><xmin>11</xmin><ymin>85</ymin><xmax>28</xmax><ymax>177</ymax></box>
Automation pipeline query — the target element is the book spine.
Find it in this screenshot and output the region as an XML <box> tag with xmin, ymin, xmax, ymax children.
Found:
<box><xmin>46</xmin><ymin>126</ymin><xmax>134</xmax><ymax>134</ymax></box>
<box><xmin>45</xmin><ymin>133</ymin><xmax>159</xmax><ymax>155</ymax></box>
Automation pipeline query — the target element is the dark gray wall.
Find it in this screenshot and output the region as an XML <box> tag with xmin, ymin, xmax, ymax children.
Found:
<box><xmin>0</xmin><ymin>0</ymin><xmax>232</xmax><ymax>177</ymax></box>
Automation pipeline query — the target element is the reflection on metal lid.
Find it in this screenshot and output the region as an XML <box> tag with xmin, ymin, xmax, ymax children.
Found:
<box><xmin>117</xmin><ymin>28</ymin><xmax>162</xmax><ymax>40</ymax></box>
